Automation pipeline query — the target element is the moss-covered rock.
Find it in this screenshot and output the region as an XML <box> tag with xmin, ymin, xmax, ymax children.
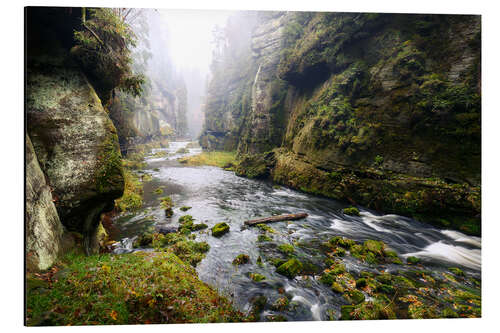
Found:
<box><xmin>344</xmin><ymin>290</ymin><xmax>365</xmax><ymax>305</ymax></box>
<box><xmin>407</xmin><ymin>256</ymin><xmax>421</xmax><ymax>265</ymax></box>
<box><xmin>250</xmin><ymin>273</ymin><xmax>266</xmax><ymax>282</ymax></box>
<box><xmin>343</xmin><ymin>207</ymin><xmax>360</xmax><ymax>216</ymax></box>
<box><xmin>211</xmin><ymin>222</ymin><xmax>230</xmax><ymax>237</ymax></box>
<box><xmin>26</xmin><ymin>40</ymin><xmax>124</xmax><ymax>254</ymax></box>
<box><xmin>276</xmin><ymin>258</ymin><xmax>303</xmax><ymax>278</ymax></box>
<box><xmin>232</xmin><ymin>254</ymin><xmax>251</xmax><ymax>266</ymax></box>
<box><xmin>278</xmin><ymin>243</ymin><xmax>295</xmax><ymax>255</ymax></box>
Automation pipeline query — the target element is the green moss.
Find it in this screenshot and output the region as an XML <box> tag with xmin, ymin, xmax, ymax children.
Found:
<box><xmin>250</xmin><ymin>273</ymin><xmax>266</xmax><ymax>282</ymax></box>
<box><xmin>278</xmin><ymin>243</ymin><xmax>295</xmax><ymax>255</ymax></box>
<box><xmin>276</xmin><ymin>258</ymin><xmax>303</xmax><ymax>278</ymax></box>
<box><xmin>179</xmin><ymin>151</ymin><xmax>237</xmax><ymax>168</ymax></box>
<box><xmin>407</xmin><ymin>256</ymin><xmax>420</xmax><ymax>265</ymax></box>
<box><xmin>344</xmin><ymin>290</ymin><xmax>365</xmax><ymax>305</ymax></box>
<box><xmin>153</xmin><ymin>187</ymin><xmax>163</xmax><ymax>195</ymax></box>
<box><xmin>363</xmin><ymin>240</ymin><xmax>385</xmax><ymax>255</ymax></box>
<box><xmin>343</xmin><ymin>207</ymin><xmax>360</xmax><ymax>216</ymax></box>
<box><xmin>26</xmin><ymin>251</ymin><xmax>245</xmax><ymax>325</ymax></box>
<box><xmin>211</xmin><ymin>223</ymin><xmax>230</xmax><ymax>237</ymax></box>
<box><xmin>257</xmin><ymin>234</ymin><xmax>273</xmax><ymax>242</ymax></box>
<box><xmin>449</xmin><ymin>267</ymin><xmax>465</xmax><ymax>276</ymax></box>
<box><xmin>331</xmin><ymin>281</ymin><xmax>345</xmax><ymax>293</ymax></box>
<box><xmin>114</xmin><ymin>168</ymin><xmax>142</xmax><ymax>212</ymax></box>
<box><xmin>256</xmin><ymin>224</ymin><xmax>275</xmax><ymax>233</ymax></box>
<box><xmin>178</xmin><ymin>215</ymin><xmax>194</xmax><ymax>224</ymax></box>
<box><xmin>232</xmin><ymin>254</ymin><xmax>250</xmax><ymax>266</ymax></box>
<box><xmin>180</xmin><ymin>206</ymin><xmax>192</xmax><ymax>212</ymax></box>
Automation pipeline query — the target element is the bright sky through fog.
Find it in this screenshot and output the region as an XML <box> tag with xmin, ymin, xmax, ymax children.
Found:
<box><xmin>158</xmin><ymin>9</ymin><xmax>234</xmax><ymax>76</ymax></box>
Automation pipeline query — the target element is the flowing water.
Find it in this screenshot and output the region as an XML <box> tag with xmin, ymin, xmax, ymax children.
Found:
<box><xmin>110</xmin><ymin>141</ymin><xmax>481</xmax><ymax>321</ymax></box>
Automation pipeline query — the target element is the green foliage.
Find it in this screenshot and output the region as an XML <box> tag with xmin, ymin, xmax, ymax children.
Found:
<box><xmin>72</xmin><ymin>8</ymin><xmax>145</xmax><ymax>100</ymax></box>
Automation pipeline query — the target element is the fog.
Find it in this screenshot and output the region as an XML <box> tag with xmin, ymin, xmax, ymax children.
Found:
<box><xmin>130</xmin><ymin>9</ymin><xmax>235</xmax><ymax>138</ymax></box>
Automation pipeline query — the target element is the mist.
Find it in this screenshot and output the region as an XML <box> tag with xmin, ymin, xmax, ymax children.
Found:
<box><xmin>132</xmin><ymin>9</ymin><xmax>235</xmax><ymax>139</ymax></box>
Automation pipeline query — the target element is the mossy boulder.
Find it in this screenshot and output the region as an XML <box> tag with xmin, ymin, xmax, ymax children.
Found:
<box><xmin>363</xmin><ymin>240</ymin><xmax>385</xmax><ymax>255</ymax></box>
<box><xmin>331</xmin><ymin>281</ymin><xmax>345</xmax><ymax>293</ymax></box>
<box><xmin>276</xmin><ymin>258</ymin><xmax>303</xmax><ymax>278</ymax></box>
<box><xmin>26</xmin><ymin>47</ymin><xmax>125</xmax><ymax>254</ymax></box>
<box><xmin>257</xmin><ymin>234</ymin><xmax>273</xmax><ymax>242</ymax></box>
<box><xmin>232</xmin><ymin>254</ymin><xmax>250</xmax><ymax>266</ymax></box>
<box><xmin>277</xmin><ymin>243</ymin><xmax>295</xmax><ymax>255</ymax></box>
<box><xmin>343</xmin><ymin>207</ymin><xmax>360</xmax><ymax>216</ymax></box>
<box><xmin>407</xmin><ymin>256</ymin><xmax>421</xmax><ymax>265</ymax></box>
<box><xmin>344</xmin><ymin>290</ymin><xmax>365</xmax><ymax>305</ymax></box>
<box><xmin>211</xmin><ymin>222</ymin><xmax>230</xmax><ymax>237</ymax></box>
<box><xmin>250</xmin><ymin>273</ymin><xmax>266</xmax><ymax>282</ymax></box>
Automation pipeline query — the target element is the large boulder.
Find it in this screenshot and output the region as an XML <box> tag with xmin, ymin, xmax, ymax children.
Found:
<box><xmin>26</xmin><ymin>48</ymin><xmax>124</xmax><ymax>254</ymax></box>
<box><xmin>26</xmin><ymin>134</ymin><xmax>64</xmax><ymax>271</ymax></box>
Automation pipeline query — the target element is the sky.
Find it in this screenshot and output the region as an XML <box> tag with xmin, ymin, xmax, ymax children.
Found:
<box><xmin>158</xmin><ymin>9</ymin><xmax>234</xmax><ymax>77</ymax></box>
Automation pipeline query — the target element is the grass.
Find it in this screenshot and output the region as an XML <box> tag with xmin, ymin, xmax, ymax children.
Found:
<box><xmin>26</xmin><ymin>251</ymin><xmax>247</xmax><ymax>325</ymax></box>
<box><xmin>178</xmin><ymin>151</ymin><xmax>236</xmax><ymax>168</ymax></box>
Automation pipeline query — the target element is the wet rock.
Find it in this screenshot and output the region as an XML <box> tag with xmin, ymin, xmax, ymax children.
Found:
<box><xmin>232</xmin><ymin>254</ymin><xmax>250</xmax><ymax>266</ymax></box>
<box><xmin>276</xmin><ymin>258</ymin><xmax>303</xmax><ymax>278</ymax></box>
<box><xmin>343</xmin><ymin>207</ymin><xmax>360</xmax><ymax>216</ymax></box>
<box><xmin>250</xmin><ymin>272</ymin><xmax>266</xmax><ymax>282</ymax></box>
<box><xmin>155</xmin><ymin>225</ymin><xmax>177</xmax><ymax>234</ymax></box>
<box><xmin>211</xmin><ymin>222</ymin><xmax>230</xmax><ymax>237</ymax></box>
<box><xmin>407</xmin><ymin>256</ymin><xmax>421</xmax><ymax>265</ymax></box>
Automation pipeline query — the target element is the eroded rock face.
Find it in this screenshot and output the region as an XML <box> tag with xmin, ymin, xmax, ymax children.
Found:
<box><xmin>201</xmin><ymin>12</ymin><xmax>481</xmax><ymax>234</ymax></box>
<box><xmin>26</xmin><ymin>134</ymin><xmax>64</xmax><ymax>271</ymax></box>
<box><xmin>26</xmin><ymin>53</ymin><xmax>124</xmax><ymax>254</ymax></box>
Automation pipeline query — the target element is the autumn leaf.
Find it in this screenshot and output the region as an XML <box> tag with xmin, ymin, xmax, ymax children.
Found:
<box><xmin>109</xmin><ymin>309</ymin><xmax>118</xmax><ymax>320</ymax></box>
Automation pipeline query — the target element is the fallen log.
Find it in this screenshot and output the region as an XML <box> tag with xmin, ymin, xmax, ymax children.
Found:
<box><xmin>244</xmin><ymin>213</ymin><xmax>308</xmax><ymax>226</ymax></box>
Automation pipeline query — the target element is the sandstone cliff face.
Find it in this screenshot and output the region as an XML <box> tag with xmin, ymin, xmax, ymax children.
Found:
<box><xmin>26</xmin><ymin>135</ymin><xmax>64</xmax><ymax>271</ymax></box>
<box><xmin>202</xmin><ymin>12</ymin><xmax>481</xmax><ymax>235</ymax></box>
<box><xmin>26</xmin><ymin>8</ymin><xmax>124</xmax><ymax>253</ymax></box>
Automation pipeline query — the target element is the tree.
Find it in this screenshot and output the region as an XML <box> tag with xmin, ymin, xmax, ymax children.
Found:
<box><xmin>72</xmin><ymin>8</ymin><xmax>145</xmax><ymax>102</ymax></box>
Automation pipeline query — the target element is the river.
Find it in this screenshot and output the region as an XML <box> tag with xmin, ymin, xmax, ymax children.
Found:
<box><xmin>109</xmin><ymin>141</ymin><xmax>481</xmax><ymax>321</ymax></box>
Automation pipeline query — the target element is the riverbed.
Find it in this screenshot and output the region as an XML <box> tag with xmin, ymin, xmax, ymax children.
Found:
<box><xmin>110</xmin><ymin>141</ymin><xmax>481</xmax><ymax>321</ymax></box>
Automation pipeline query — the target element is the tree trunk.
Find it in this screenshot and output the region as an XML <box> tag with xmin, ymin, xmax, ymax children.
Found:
<box><xmin>244</xmin><ymin>213</ymin><xmax>308</xmax><ymax>226</ymax></box>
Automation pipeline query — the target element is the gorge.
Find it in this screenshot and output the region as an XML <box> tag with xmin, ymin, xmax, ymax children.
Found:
<box><xmin>25</xmin><ymin>7</ymin><xmax>481</xmax><ymax>326</ymax></box>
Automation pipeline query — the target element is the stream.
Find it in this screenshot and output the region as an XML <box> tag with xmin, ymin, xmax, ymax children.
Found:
<box><xmin>109</xmin><ymin>141</ymin><xmax>481</xmax><ymax>321</ymax></box>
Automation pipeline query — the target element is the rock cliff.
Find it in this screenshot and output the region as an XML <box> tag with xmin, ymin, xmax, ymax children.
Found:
<box><xmin>201</xmin><ymin>12</ymin><xmax>481</xmax><ymax>235</ymax></box>
<box><xmin>26</xmin><ymin>7</ymin><xmax>125</xmax><ymax>254</ymax></box>
<box><xmin>26</xmin><ymin>135</ymin><xmax>65</xmax><ymax>271</ymax></box>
